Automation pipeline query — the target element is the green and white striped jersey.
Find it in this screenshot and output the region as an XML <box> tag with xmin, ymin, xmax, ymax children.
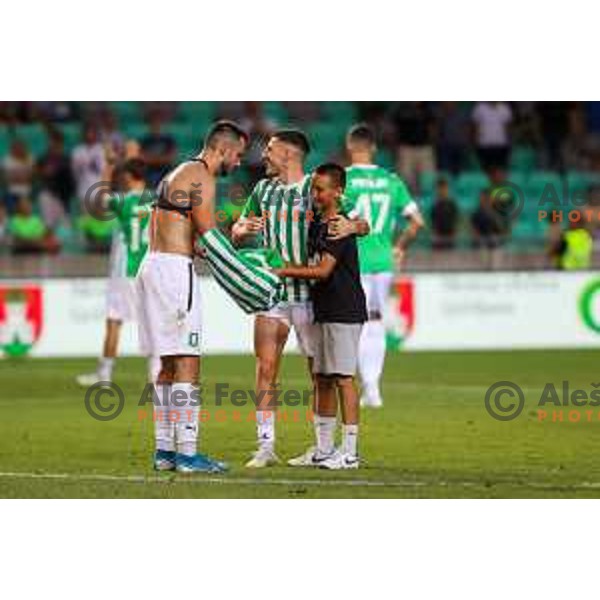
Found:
<box><xmin>201</xmin><ymin>229</ymin><xmax>286</xmax><ymax>314</ymax></box>
<box><xmin>241</xmin><ymin>176</ymin><xmax>314</xmax><ymax>303</ymax></box>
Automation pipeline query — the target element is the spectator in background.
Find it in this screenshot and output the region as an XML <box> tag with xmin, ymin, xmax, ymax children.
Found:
<box><xmin>2</xmin><ymin>139</ymin><xmax>34</xmax><ymax>212</ymax></box>
<box><xmin>431</xmin><ymin>178</ymin><xmax>460</xmax><ymax>249</ymax></box>
<box><xmin>549</xmin><ymin>214</ymin><xmax>593</xmax><ymax>270</ymax></box>
<box><xmin>33</xmin><ymin>101</ymin><xmax>78</xmax><ymax>123</ymax></box>
<box><xmin>393</xmin><ymin>101</ymin><xmax>436</xmax><ymax>190</ymax></box>
<box><xmin>140</xmin><ymin>112</ymin><xmax>177</xmax><ymax>187</ymax></box>
<box><xmin>37</xmin><ymin>131</ymin><xmax>74</xmax><ymax>229</ymax></box>
<box><xmin>71</xmin><ymin>124</ymin><xmax>106</xmax><ymax>209</ymax></box>
<box><xmin>0</xmin><ymin>204</ymin><xmax>8</xmax><ymax>249</ymax></box>
<box><xmin>564</xmin><ymin>102</ymin><xmax>589</xmax><ymax>171</ymax></box>
<box><xmin>471</xmin><ymin>188</ymin><xmax>507</xmax><ymax>249</ymax></box>
<box><xmin>472</xmin><ymin>101</ymin><xmax>512</xmax><ymax>171</ymax></box>
<box><xmin>100</xmin><ymin>110</ymin><xmax>126</xmax><ymax>159</ymax></box>
<box><xmin>537</xmin><ymin>101</ymin><xmax>569</xmax><ymax>171</ymax></box>
<box><xmin>9</xmin><ymin>197</ymin><xmax>60</xmax><ymax>255</ymax></box>
<box><xmin>436</xmin><ymin>101</ymin><xmax>469</xmax><ymax>174</ymax></box>
<box><xmin>78</xmin><ymin>203</ymin><xmax>115</xmax><ymax>254</ymax></box>
<box><xmin>239</xmin><ymin>101</ymin><xmax>277</xmax><ymax>185</ymax></box>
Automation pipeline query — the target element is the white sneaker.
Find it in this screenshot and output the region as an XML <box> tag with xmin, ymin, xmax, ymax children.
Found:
<box><xmin>76</xmin><ymin>372</ymin><xmax>107</xmax><ymax>387</ymax></box>
<box><xmin>287</xmin><ymin>446</ymin><xmax>319</xmax><ymax>467</ymax></box>
<box><xmin>319</xmin><ymin>450</ymin><xmax>360</xmax><ymax>470</ymax></box>
<box><xmin>245</xmin><ymin>447</ymin><xmax>280</xmax><ymax>468</ymax></box>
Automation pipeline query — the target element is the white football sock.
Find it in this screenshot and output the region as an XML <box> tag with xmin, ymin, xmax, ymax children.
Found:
<box><xmin>148</xmin><ymin>356</ymin><xmax>161</xmax><ymax>383</ymax></box>
<box><xmin>358</xmin><ymin>320</ymin><xmax>386</xmax><ymax>399</ymax></box>
<box><xmin>342</xmin><ymin>424</ymin><xmax>359</xmax><ymax>457</ymax></box>
<box><xmin>256</xmin><ymin>410</ymin><xmax>275</xmax><ymax>450</ymax></box>
<box><xmin>315</xmin><ymin>415</ymin><xmax>336</xmax><ymax>456</ymax></box>
<box><xmin>154</xmin><ymin>383</ymin><xmax>174</xmax><ymax>452</ymax></box>
<box><xmin>98</xmin><ymin>357</ymin><xmax>115</xmax><ymax>381</ymax></box>
<box><xmin>171</xmin><ymin>383</ymin><xmax>200</xmax><ymax>456</ymax></box>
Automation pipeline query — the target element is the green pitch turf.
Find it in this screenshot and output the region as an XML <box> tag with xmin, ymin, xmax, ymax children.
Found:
<box><xmin>1</xmin><ymin>350</ymin><xmax>599</xmax><ymax>498</ymax></box>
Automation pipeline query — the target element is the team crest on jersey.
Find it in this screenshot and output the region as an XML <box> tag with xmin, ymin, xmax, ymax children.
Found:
<box><xmin>0</xmin><ymin>286</ymin><xmax>43</xmax><ymax>357</ymax></box>
<box><xmin>385</xmin><ymin>278</ymin><xmax>415</xmax><ymax>350</ymax></box>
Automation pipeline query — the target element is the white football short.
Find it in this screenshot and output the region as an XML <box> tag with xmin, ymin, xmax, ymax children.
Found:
<box><xmin>361</xmin><ymin>273</ymin><xmax>394</xmax><ymax>317</ymax></box>
<box><xmin>256</xmin><ymin>301</ymin><xmax>316</xmax><ymax>358</ymax></box>
<box><xmin>138</xmin><ymin>252</ymin><xmax>202</xmax><ymax>357</ymax></box>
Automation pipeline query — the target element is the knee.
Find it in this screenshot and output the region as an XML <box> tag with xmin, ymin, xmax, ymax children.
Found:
<box><xmin>257</xmin><ymin>356</ymin><xmax>278</xmax><ymax>383</ymax></box>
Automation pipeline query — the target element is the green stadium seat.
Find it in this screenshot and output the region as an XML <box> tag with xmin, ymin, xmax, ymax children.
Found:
<box><xmin>455</xmin><ymin>172</ymin><xmax>489</xmax><ymax>208</ymax></box>
<box><xmin>0</xmin><ymin>126</ymin><xmax>10</xmax><ymax>157</ymax></box>
<box><xmin>263</xmin><ymin>101</ymin><xmax>288</xmax><ymax>123</ymax></box>
<box><xmin>320</xmin><ymin>102</ymin><xmax>357</xmax><ymax>126</ymax></box>
<box><xmin>176</xmin><ymin>102</ymin><xmax>216</xmax><ymax>125</ymax></box>
<box><xmin>109</xmin><ymin>101</ymin><xmax>142</xmax><ymax>122</ymax></box>
<box><xmin>419</xmin><ymin>171</ymin><xmax>454</xmax><ymax>197</ymax></box>
<box><xmin>305</xmin><ymin>151</ymin><xmax>328</xmax><ymax>172</ymax></box>
<box><xmin>307</xmin><ymin>123</ymin><xmax>344</xmax><ymax>155</ymax></box>
<box><xmin>566</xmin><ymin>171</ymin><xmax>600</xmax><ymax>195</ymax></box>
<box><xmin>14</xmin><ymin>124</ymin><xmax>48</xmax><ymax>158</ymax></box>
<box><xmin>509</xmin><ymin>146</ymin><xmax>537</xmax><ymax>173</ymax></box>
<box><xmin>525</xmin><ymin>171</ymin><xmax>564</xmax><ymax>211</ymax></box>
<box><xmin>507</xmin><ymin>171</ymin><xmax>527</xmax><ymax>189</ymax></box>
<box><xmin>375</xmin><ymin>149</ymin><xmax>395</xmax><ymax>171</ymax></box>
<box><xmin>58</xmin><ymin>123</ymin><xmax>81</xmax><ymax>152</ymax></box>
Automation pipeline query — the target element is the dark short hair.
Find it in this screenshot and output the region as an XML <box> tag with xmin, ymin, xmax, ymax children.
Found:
<box><xmin>205</xmin><ymin>120</ymin><xmax>249</xmax><ymax>147</ymax></box>
<box><xmin>272</xmin><ymin>129</ymin><xmax>311</xmax><ymax>156</ymax></box>
<box><xmin>315</xmin><ymin>162</ymin><xmax>346</xmax><ymax>190</ymax></box>
<box><xmin>123</xmin><ymin>158</ymin><xmax>146</xmax><ymax>181</ymax></box>
<box><xmin>347</xmin><ymin>123</ymin><xmax>376</xmax><ymax>146</ymax></box>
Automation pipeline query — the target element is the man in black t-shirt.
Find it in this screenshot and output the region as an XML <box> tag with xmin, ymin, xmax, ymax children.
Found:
<box><xmin>274</xmin><ymin>163</ymin><xmax>367</xmax><ymax>470</ymax></box>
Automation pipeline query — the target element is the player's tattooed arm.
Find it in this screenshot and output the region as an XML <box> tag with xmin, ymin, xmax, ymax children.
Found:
<box><xmin>327</xmin><ymin>215</ymin><xmax>370</xmax><ymax>240</ymax></box>
<box><xmin>177</xmin><ymin>164</ymin><xmax>215</xmax><ymax>235</ymax></box>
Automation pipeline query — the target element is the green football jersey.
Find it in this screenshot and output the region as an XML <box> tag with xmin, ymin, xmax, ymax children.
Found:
<box><xmin>109</xmin><ymin>190</ymin><xmax>152</xmax><ymax>278</ymax></box>
<box><xmin>343</xmin><ymin>165</ymin><xmax>417</xmax><ymax>274</ymax></box>
<box><xmin>241</xmin><ymin>176</ymin><xmax>313</xmax><ymax>303</ymax></box>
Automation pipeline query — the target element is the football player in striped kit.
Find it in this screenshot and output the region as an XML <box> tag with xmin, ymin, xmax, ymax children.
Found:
<box><xmin>232</xmin><ymin>130</ymin><xmax>370</xmax><ymax>468</ymax></box>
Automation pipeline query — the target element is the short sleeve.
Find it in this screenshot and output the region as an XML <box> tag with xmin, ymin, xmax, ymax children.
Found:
<box><xmin>391</xmin><ymin>175</ymin><xmax>420</xmax><ymax>218</ymax></box>
<box><xmin>240</xmin><ymin>180</ymin><xmax>265</xmax><ymax>219</ymax></box>
<box><xmin>321</xmin><ymin>236</ymin><xmax>349</xmax><ymax>262</ymax></box>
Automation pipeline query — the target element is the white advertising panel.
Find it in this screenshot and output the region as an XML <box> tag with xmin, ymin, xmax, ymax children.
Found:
<box><xmin>1</xmin><ymin>272</ymin><xmax>600</xmax><ymax>357</ymax></box>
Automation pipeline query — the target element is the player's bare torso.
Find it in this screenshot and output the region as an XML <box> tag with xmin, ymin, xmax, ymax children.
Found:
<box><xmin>150</xmin><ymin>160</ymin><xmax>216</xmax><ymax>257</ymax></box>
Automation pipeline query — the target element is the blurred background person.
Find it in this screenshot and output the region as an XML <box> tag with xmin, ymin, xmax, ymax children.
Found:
<box><xmin>9</xmin><ymin>197</ymin><xmax>60</xmax><ymax>255</ymax></box>
<box><xmin>71</xmin><ymin>124</ymin><xmax>106</xmax><ymax>211</ymax></box>
<box><xmin>435</xmin><ymin>101</ymin><xmax>469</xmax><ymax>175</ymax></box>
<box><xmin>140</xmin><ymin>111</ymin><xmax>176</xmax><ymax>187</ymax></box>
<box><xmin>239</xmin><ymin>101</ymin><xmax>277</xmax><ymax>186</ymax></box>
<box><xmin>2</xmin><ymin>138</ymin><xmax>34</xmax><ymax>213</ymax></box>
<box><xmin>471</xmin><ymin>188</ymin><xmax>507</xmax><ymax>250</ymax></box>
<box><xmin>0</xmin><ymin>203</ymin><xmax>8</xmax><ymax>249</ymax></box>
<box><xmin>393</xmin><ymin>101</ymin><xmax>436</xmax><ymax>189</ymax></box>
<box><xmin>472</xmin><ymin>101</ymin><xmax>513</xmax><ymax>172</ymax></box>
<box><xmin>37</xmin><ymin>130</ymin><xmax>74</xmax><ymax>230</ymax></box>
<box><xmin>430</xmin><ymin>178</ymin><xmax>460</xmax><ymax>250</ymax></box>
<box><xmin>549</xmin><ymin>212</ymin><xmax>593</xmax><ymax>270</ymax></box>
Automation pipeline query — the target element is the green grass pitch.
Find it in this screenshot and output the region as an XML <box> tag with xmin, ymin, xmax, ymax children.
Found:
<box><xmin>1</xmin><ymin>349</ymin><xmax>599</xmax><ymax>498</ymax></box>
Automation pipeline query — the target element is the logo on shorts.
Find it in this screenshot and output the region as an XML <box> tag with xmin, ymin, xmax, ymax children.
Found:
<box><xmin>385</xmin><ymin>278</ymin><xmax>414</xmax><ymax>350</ymax></box>
<box><xmin>189</xmin><ymin>332</ymin><xmax>200</xmax><ymax>348</ymax></box>
<box><xmin>0</xmin><ymin>286</ymin><xmax>44</xmax><ymax>357</ymax></box>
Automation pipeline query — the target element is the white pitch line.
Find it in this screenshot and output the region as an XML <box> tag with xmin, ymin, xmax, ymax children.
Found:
<box><xmin>0</xmin><ymin>471</ymin><xmax>599</xmax><ymax>492</ymax></box>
